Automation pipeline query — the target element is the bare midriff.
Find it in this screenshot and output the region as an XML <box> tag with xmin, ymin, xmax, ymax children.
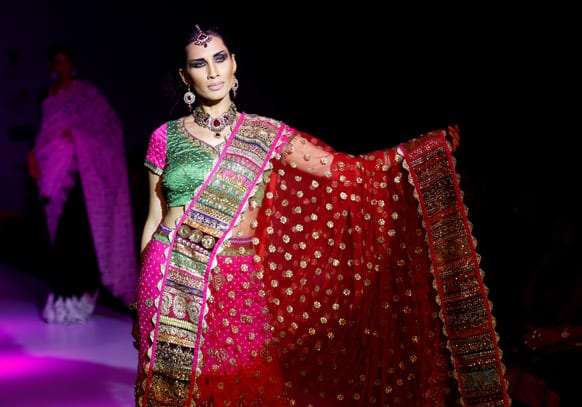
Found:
<box><xmin>164</xmin><ymin>203</ymin><xmax>259</xmax><ymax>240</ymax></box>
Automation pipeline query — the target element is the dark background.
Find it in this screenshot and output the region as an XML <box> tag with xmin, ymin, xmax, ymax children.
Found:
<box><xmin>1</xmin><ymin>2</ymin><xmax>580</xmax><ymax>393</ymax></box>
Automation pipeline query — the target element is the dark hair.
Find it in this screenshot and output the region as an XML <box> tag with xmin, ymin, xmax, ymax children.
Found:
<box><xmin>47</xmin><ymin>41</ymin><xmax>77</xmax><ymax>65</ymax></box>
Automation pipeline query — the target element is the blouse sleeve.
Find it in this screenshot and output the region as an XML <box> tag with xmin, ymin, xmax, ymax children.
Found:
<box><xmin>144</xmin><ymin>123</ymin><xmax>168</xmax><ymax>175</ymax></box>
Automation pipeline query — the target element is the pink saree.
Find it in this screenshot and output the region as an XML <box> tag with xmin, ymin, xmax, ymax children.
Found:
<box><xmin>33</xmin><ymin>79</ymin><xmax>137</xmax><ymax>303</ymax></box>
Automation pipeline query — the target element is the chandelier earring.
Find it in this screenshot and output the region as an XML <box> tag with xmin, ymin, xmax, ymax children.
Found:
<box><xmin>183</xmin><ymin>85</ymin><xmax>196</xmax><ymax>112</ymax></box>
<box><xmin>232</xmin><ymin>77</ymin><xmax>239</xmax><ymax>99</ymax></box>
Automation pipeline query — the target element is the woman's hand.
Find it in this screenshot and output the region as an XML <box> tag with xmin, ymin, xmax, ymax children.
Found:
<box><xmin>447</xmin><ymin>124</ymin><xmax>461</xmax><ymax>152</ymax></box>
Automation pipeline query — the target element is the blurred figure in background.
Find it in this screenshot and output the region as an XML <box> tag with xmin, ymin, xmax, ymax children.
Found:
<box><xmin>27</xmin><ymin>41</ymin><xmax>137</xmax><ymax>323</ymax></box>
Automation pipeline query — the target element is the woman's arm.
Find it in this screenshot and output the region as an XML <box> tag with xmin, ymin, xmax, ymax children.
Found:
<box><xmin>140</xmin><ymin>171</ymin><xmax>165</xmax><ymax>256</ymax></box>
<box><xmin>279</xmin><ymin>134</ymin><xmax>338</xmax><ymax>178</ymax></box>
<box><xmin>279</xmin><ymin>126</ymin><xmax>460</xmax><ymax>179</ymax></box>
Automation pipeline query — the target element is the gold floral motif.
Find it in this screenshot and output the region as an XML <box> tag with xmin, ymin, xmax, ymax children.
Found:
<box><xmin>161</xmin><ymin>292</ymin><xmax>173</xmax><ymax>315</ymax></box>
<box><xmin>178</xmin><ymin>224</ymin><xmax>192</xmax><ymax>238</ymax></box>
<box><xmin>200</xmin><ymin>234</ymin><xmax>216</xmax><ymax>249</ymax></box>
<box><xmin>186</xmin><ymin>301</ymin><xmax>200</xmax><ymax>321</ymax></box>
<box><xmin>173</xmin><ymin>295</ymin><xmax>187</xmax><ymax>319</ymax></box>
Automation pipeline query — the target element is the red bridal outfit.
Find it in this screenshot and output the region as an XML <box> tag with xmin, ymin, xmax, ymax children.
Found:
<box><xmin>134</xmin><ymin>114</ymin><xmax>510</xmax><ymax>406</ymax></box>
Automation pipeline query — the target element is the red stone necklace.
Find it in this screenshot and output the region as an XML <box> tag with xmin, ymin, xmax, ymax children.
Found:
<box><xmin>192</xmin><ymin>103</ymin><xmax>237</xmax><ymax>138</ymax></box>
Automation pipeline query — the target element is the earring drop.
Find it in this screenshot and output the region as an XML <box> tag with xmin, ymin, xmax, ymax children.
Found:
<box><xmin>183</xmin><ymin>86</ymin><xmax>196</xmax><ymax>111</ymax></box>
<box><xmin>232</xmin><ymin>77</ymin><xmax>239</xmax><ymax>98</ymax></box>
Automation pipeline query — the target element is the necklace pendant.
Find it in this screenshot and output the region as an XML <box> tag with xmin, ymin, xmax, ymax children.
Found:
<box><xmin>193</xmin><ymin>103</ymin><xmax>237</xmax><ymax>136</ymax></box>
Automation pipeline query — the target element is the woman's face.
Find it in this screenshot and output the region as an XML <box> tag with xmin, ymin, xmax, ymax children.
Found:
<box><xmin>181</xmin><ymin>35</ymin><xmax>237</xmax><ymax>104</ymax></box>
<box><xmin>50</xmin><ymin>53</ymin><xmax>75</xmax><ymax>81</ymax></box>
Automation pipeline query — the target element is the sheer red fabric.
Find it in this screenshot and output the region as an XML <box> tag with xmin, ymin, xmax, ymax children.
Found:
<box><xmin>256</xmin><ymin>131</ymin><xmax>509</xmax><ymax>406</ymax></box>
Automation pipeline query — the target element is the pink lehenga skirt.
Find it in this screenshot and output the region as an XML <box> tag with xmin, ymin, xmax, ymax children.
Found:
<box><xmin>135</xmin><ymin>225</ymin><xmax>289</xmax><ymax>406</ymax></box>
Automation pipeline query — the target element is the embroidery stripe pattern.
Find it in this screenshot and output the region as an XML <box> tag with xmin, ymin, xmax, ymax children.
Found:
<box><xmin>401</xmin><ymin>131</ymin><xmax>510</xmax><ymax>407</ymax></box>
<box><xmin>142</xmin><ymin>114</ymin><xmax>285</xmax><ymax>406</ymax></box>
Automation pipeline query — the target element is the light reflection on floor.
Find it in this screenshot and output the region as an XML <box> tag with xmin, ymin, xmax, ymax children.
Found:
<box><xmin>0</xmin><ymin>263</ymin><xmax>136</xmax><ymax>407</ymax></box>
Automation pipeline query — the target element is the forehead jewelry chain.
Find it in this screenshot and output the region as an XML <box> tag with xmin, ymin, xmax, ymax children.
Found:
<box><xmin>192</xmin><ymin>103</ymin><xmax>237</xmax><ymax>138</ymax></box>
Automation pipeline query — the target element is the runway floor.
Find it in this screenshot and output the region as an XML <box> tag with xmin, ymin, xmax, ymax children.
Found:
<box><xmin>0</xmin><ymin>262</ymin><xmax>136</xmax><ymax>407</ymax></box>
<box><xmin>1</xmin><ymin>260</ymin><xmax>579</xmax><ymax>407</ymax></box>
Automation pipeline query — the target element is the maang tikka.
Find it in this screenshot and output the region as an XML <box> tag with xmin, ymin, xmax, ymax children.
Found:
<box><xmin>192</xmin><ymin>24</ymin><xmax>212</xmax><ymax>47</ymax></box>
<box><xmin>183</xmin><ymin>85</ymin><xmax>195</xmax><ymax>111</ymax></box>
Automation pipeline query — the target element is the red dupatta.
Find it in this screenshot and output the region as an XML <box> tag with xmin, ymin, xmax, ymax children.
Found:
<box><xmin>256</xmin><ymin>130</ymin><xmax>510</xmax><ymax>406</ymax></box>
